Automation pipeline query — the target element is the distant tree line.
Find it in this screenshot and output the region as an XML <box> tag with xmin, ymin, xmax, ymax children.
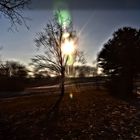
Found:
<box><xmin>0</xmin><ymin>61</ymin><xmax>28</xmax><ymax>91</ymax></box>
<box><xmin>0</xmin><ymin>58</ymin><xmax>99</xmax><ymax>92</ymax></box>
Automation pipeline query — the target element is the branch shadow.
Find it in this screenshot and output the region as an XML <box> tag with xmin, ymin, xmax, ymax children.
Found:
<box><xmin>41</xmin><ymin>95</ymin><xmax>64</xmax><ymax>138</ymax></box>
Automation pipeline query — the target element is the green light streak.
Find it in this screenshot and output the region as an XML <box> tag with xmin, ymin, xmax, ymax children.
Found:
<box><xmin>67</xmin><ymin>54</ymin><xmax>74</xmax><ymax>65</ymax></box>
<box><xmin>55</xmin><ymin>10</ymin><xmax>71</xmax><ymax>28</ymax></box>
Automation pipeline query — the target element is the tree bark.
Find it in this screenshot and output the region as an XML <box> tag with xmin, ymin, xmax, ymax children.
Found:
<box><xmin>125</xmin><ymin>72</ymin><xmax>134</xmax><ymax>97</ymax></box>
<box><xmin>122</xmin><ymin>67</ymin><xmax>134</xmax><ymax>97</ymax></box>
<box><xmin>60</xmin><ymin>67</ymin><xmax>65</xmax><ymax>96</ymax></box>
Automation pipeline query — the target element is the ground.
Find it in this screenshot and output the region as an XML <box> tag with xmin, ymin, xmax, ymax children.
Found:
<box><xmin>0</xmin><ymin>85</ymin><xmax>140</xmax><ymax>140</ymax></box>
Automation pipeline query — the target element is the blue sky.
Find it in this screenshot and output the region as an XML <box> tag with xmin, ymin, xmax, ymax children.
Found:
<box><xmin>0</xmin><ymin>9</ymin><xmax>140</xmax><ymax>65</ymax></box>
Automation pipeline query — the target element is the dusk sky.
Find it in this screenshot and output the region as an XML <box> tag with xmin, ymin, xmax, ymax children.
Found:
<box><xmin>0</xmin><ymin>0</ymin><xmax>140</xmax><ymax>66</ymax></box>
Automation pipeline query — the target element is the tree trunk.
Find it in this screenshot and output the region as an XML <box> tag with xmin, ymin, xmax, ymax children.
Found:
<box><xmin>123</xmin><ymin>68</ymin><xmax>134</xmax><ymax>97</ymax></box>
<box><xmin>125</xmin><ymin>73</ymin><xmax>134</xmax><ymax>97</ymax></box>
<box><xmin>60</xmin><ymin>67</ymin><xmax>65</xmax><ymax>96</ymax></box>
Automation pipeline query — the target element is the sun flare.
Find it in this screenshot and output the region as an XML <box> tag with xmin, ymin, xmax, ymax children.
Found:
<box><xmin>62</xmin><ymin>40</ymin><xmax>75</xmax><ymax>55</ymax></box>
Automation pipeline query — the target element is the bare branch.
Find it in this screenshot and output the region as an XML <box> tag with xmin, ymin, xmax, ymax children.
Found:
<box><xmin>0</xmin><ymin>0</ymin><xmax>31</xmax><ymax>30</ymax></box>
<box><xmin>32</xmin><ymin>18</ymin><xmax>86</xmax><ymax>76</ymax></box>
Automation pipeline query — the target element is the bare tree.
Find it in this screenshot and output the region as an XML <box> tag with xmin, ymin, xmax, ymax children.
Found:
<box><xmin>31</xmin><ymin>16</ymin><xmax>84</xmax><ymax>96</ymax></box>
<box><xmin>0</xmin><ymin>0</ymin><xmax>31</xmax><ymax>29</ymax></box>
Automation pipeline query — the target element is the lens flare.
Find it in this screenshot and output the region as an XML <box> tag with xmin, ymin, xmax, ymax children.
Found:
<box><xmin>56</xmin><ymin>10</ymin><xmax>71</xmax><ymax>28</ymax></box>
<box><xmin>63</xmin><ymin>32</ymin><xmax>70</xmax><ymax>38</ymax></box>
<box><xmin>62</xmin><ymin>40</ymin><xmax>75</xmax><ymax>55</ymax></box>
<box><xmin>69</xmin><ymin>93</ymin><xmax>73</xmax><ymax>99</ymax></box>
<box><xmin>67</xmin><ymin>54</ymin><xmax>74</xmax><ymax>65</ymax></box>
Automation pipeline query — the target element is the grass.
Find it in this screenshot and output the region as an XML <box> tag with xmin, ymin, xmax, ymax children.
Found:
<box><xmin>0</xmin><ymin>85</ymin><xmax>140</xmax><ymax>140</ymax></box>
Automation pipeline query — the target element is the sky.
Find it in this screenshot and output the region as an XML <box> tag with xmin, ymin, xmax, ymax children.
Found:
<box><xmin>0</xmin><ymin>0</ymin><xmax>140</xmax><ymax>66</ymax></box>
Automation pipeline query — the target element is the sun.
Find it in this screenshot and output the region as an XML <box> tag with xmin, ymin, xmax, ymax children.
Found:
<box><xmin>61</xmin><ymin>40</ymin><xmax>75</xmax><ymax>55</ymax></box>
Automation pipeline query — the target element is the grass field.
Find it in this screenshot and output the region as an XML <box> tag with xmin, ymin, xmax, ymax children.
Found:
<box><xmin>0</xmin><ymin>85</ymin><xmax>140</xmax><ymax>140</ymax></box>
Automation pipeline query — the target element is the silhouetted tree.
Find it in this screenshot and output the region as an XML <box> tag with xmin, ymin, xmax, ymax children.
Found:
<box><xmin>31</xmin><ymin>14</ymin><xmax>80</xmax><ymax>96</ymax></box>
<box><xmin>1</xmin><ymin>61</ymin><xmax>28</xmax><ymax>78</ymax></box>
<box><xmin>0</xmin><ymin>61</ymin><xmax>28</xmax><ymax>91</ymax></box>
<box><xmin>0</xmin><ymin>0</ymin><xmax>30</xmax><ymax>29</ymax></box>
<box><xmin>92</xmin><ymin>60</ymin><xmax>98</xmax><ymax>77</ymax></box>
<box><xmin>97</xmin><ymin>27</ymin><xmax>140</xmax><ymax>97</ymax></box>
<box><xmin>33</xmin><ymin>69</ymin><xmax>50</xmax><ymax>79</ymax></box>
<box><xmin>75</xmin><ymin>65</ymin><xmax>93</xmax><ymax>77</ymax></box>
